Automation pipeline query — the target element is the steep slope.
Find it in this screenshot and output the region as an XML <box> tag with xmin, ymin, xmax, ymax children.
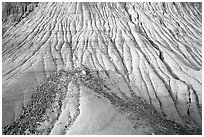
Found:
<box><xmin>2</xmin><ymin>2</ymin><xmax>202</xmax><ymax>134</ymax></box>
<box><xmin>2</xmin><ymin>2</ymin><xmax>38</xmax><ymax>35</ymax></box>
<box><xmin>2</xmin><ymin>68</ymin><xmax>201</xmax><ymax>135</ymax></box>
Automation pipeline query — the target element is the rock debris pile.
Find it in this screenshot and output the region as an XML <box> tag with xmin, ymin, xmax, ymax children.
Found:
<box><xmin>2</xmin><ymin>69</ymin><xmax>77</xmax><ymax>135</ymax></box>
<box><xmin>3</xmin><ymin>67</ymin><xmax>201</xmax><ymax>135</ymax></box>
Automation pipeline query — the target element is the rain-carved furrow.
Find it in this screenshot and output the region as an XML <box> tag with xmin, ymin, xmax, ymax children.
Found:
<box><xmin>176</xmin><ymin>44</ymin><xmax>201</xmax><ymax>71</ymax></box>
<box><xmin>137</xmin><ymin>66</ymin><xmax>151</xmax><ymax>103</ymax></box>
<box><xmin>3</xmin><ymin>30</ymin><xmax>51</xmax><ymax>78</ymax></box>
<box><xmin>178</xmin><ymin>65</ymin><xmax>201</xmax><ymax>86</ymax></box>
<box><xmin>131</xmin><ymin>33</ymin><xmax>182</xmax><ymax>121</ymax></box>
<box><xmin>157</xmin><ymin>50</ymin><xmax>201</xmax><ymax>116</ymax></box>
<box><xmin>185</xmin><ymin>46</ymin><xmax>202</xmax><ymax>69</ymax></box>
<box><xmin>147</xmin><ymin>73</ymin><xmax>166</xmax><ymax>116</ymax></box>
<box><xmin>165</xmin><ymin>50</ymin><xmax>201</xmax><ymax>91</ymax></box>
<box><xmin>141</xmin><ymin>67</ymin><xmax>162</xmax><ymax>111</ymax></box>
<box><xmin>140</xmin><ymin>55</ymin><xmax>176</xmax><ymax>117</ymax></box>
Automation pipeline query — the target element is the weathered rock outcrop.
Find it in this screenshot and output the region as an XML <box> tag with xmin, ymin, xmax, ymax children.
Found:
<box><xmin>2</xmin><ymin>2</ymin><xmax>38</xmax><ymax>34</ymax></box>
<box><xmin>2</xmin><ymin>2</ymin><xmax>202</xmax><ymax>134</ymax></box>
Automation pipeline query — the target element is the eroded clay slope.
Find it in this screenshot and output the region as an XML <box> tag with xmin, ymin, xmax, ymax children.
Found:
<box><xmin>2</xmin><ymin>2</ymin><xmax>202</xmax><ymax>133</ymax></box>
<box><xmin>2</xmin><ymin>68</ymin><xmax>201</xmax><ymax>135</ymax></box>
<box><xmin>2</xmin><ymin>2</ymin><xmax>38</xmax><ymax>35</ymax></box>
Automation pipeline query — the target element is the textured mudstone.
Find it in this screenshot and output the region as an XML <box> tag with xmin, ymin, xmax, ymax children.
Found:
<box><xmin>2</xmin><ymin>2</ymin><xmax>202</xmax><ymax>134</ymax></box>
<box><xmin>2</xmin><ymin>2</ymin><xmax>38</xmax><ymax>34</ymax></box>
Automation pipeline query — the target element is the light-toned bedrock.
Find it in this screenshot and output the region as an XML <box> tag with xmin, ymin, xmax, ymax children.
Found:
<box><xmin>65</xmin><ymin>86</ymin><xmax>151</xmax><ymax>135</ymax></box>
<box><xmin>2</xmin><ymin>2</ymin><xmax>202</xmax><ymax>134</ymax></box>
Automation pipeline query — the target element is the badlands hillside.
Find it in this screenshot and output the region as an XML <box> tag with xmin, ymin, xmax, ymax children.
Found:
<box><xmin>2</xmin><ymin>2</ymin><xmax>202</xmax><ymax>135</ymax></box>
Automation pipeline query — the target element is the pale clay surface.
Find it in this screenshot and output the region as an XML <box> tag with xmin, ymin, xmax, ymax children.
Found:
<box><xmin>2</xmin><ymin>2</ymin><xmax>202</xmax><ymax>134</ymax></box>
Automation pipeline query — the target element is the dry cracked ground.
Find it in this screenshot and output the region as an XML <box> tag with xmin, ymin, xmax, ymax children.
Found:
<box><xmin>2</xmin><ymin>2</ymin><xmax>202</xmax><ymax>135</ymax></box>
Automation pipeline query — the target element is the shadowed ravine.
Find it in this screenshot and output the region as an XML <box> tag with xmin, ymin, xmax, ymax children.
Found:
<box><xmin>2</xmin><ymin>2</ymin><xmax>202</xmax><ymax>135</ymax></box>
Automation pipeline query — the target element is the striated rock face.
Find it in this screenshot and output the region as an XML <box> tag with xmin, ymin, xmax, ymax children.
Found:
<box><xmin>2</xmin><ymin>2</ymin><xmax>38</xmax><ymax>35</ymax></box>
<box><xmin>2</xmin><ymin>2</ymin><xmax>202</xmax><ymax>134</ymax></box>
